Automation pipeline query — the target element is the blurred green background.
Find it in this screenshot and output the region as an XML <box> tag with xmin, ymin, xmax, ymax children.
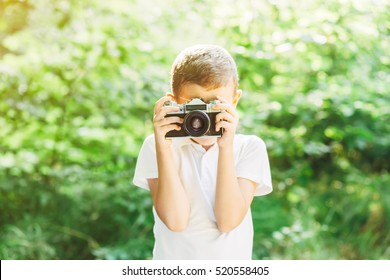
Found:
<box><xmin>0</xmin><ymin>0</ymin><xmax>389</xmax><ymax>259</ymax></box>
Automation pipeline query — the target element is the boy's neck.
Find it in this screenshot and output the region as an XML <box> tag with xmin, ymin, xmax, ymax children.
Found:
<box><xmin>190</xmin><ymin>138</ymin><xmax>216</xmax><ymax>151</ymax></box>
<box><xmin>201</xmin><ymin>144</ymin><xmax>214</xmax><ymax>151</ymax></box>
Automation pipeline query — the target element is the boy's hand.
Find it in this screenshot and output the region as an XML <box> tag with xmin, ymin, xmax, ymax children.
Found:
<box><xmin>213</xmin><ymin>96</ymin><xmax>239</xmax><ymax>149</ymax></box>
<box><xmin>153</xmin><ymin>96</ymin><xmax>183</xmax><ymax>148</ymax></box>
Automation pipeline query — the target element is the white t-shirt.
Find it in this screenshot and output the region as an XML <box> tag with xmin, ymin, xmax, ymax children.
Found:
<box><xmin>133</xmin><ymin>134</ymin><xmax>272</xmax><ymax>260</ymax></box>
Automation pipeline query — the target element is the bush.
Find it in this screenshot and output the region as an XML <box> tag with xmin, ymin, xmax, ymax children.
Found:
<box><xmin>1</xmin><ymin>0</ymin><xmax>389</xmax><ymax>259</ymax></box>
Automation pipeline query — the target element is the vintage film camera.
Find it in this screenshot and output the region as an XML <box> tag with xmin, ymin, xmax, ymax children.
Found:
<box><xmin>163</xmin><ymin>98</ymin><xmax>223</xmax><ymax>138</ymax></box>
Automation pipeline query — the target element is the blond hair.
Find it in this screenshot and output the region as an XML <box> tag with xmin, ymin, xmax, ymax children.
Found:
<box><xmin>170</xmin><ymin>45</ymin><xmax>238</xmax><ymax>99</ymax></box>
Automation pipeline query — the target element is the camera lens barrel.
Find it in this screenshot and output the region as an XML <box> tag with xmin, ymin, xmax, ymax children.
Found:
<box><xmin>183</xmin><ymin>110</ymin><xmax>211</xmax><ymax>137</ymax></box>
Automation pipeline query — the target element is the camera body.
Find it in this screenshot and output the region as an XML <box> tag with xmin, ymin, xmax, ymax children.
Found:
<box><xmin>164</xmin><ymin>98</ymin><xmax>223</xmax><ymax>138</ymax></box>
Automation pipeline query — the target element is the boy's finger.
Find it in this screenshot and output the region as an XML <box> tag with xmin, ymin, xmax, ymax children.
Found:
<box><xmin>161</xmin><ymin>124</ymin><xmax>182</xmax><ymax>135</ymax></box>
<box><xmin>157</xmin><ymin>116</ymin><xmax>183</xmax><ymax>127</ymax></box>
<box><xmin>213</xmin><ymin>103</ymin><xmax>237</xmax><ymax>117</ymax></box>
<box><xmin>215</xmin><ymin>120</ymin><xmax>232</xmax><ymax>132</ymax></box>
<box><xmin>154</xmin><ymin>96</ymin><xmax>172</xmax><ymax>114</ymax></box>
<box><xmin>154</xmin><ymin>106</ymin><xmax>180</xmax><ymax>121</ymax></box>
<box><xmin>216</xmin><ymin>95</ymin><xmax>229</xmax><ymax>104</ymax></box>
<box><xmin>216</xmin><ymin>111</ymin><xmax>234</xmax><ymax>123</ymax></box>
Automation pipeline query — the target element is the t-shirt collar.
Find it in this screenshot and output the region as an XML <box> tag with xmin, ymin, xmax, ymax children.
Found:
<box><xmin>172</xmin><ymin>137</ymin><xmax>218</xmax><ymax>152</ymax></box>
<box><xmin>172</xmin><ymin>137</ymin><xmax>194</xmax><ymax>148</ymax></box>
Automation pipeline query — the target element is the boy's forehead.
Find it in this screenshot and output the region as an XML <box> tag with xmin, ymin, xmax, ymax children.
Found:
<box><xmin>178</xmin><ymin>81</ymin><xmax>235</xmax><ymax>102</ymax></box>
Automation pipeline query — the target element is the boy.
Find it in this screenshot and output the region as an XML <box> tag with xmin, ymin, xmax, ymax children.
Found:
<box><xmin>133</xmin><ymin>45</ymin><xmax>272</xmax><ymax>260</ymax></box>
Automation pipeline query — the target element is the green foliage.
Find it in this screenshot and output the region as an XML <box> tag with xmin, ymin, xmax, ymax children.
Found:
<box><xmin>1</xmin><ymin>0</ymin><xmax>389</xmax><ymax>259</ymax></box>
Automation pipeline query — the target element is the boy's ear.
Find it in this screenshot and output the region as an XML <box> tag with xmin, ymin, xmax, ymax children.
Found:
<box><xmin>232</xmin><ymin>89</ymin><xmax>242</xmax><ymax>106</ymax></box>
<box><xmin>165</xmin><ymin>92</ymin><xmax>176</xmax><ymax>101</ymax></box>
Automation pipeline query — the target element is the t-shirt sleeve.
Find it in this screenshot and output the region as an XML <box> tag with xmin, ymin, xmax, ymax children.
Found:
<box><xmin>235</xmin><ymin>136</ymin><xmax>273</xmax><ymax>196</ymax></box>
<box><xmin>132</xmin><ymin>134</ymin><xmax>158</xmax><ymax>191</ymax></box>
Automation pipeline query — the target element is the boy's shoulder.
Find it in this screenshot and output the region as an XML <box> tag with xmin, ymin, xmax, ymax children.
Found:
<box><xmin>144</xmin><ymin>134</ymin><xmax>155</xmax><ymax>142</ymax></box>
<box><xmin>234</xmin><ymin>134</ymin><xmax>266</xmax><ymax>149</ymax></box>
<box><xmin>143</xmin><ymin>134</ymin><xmax>156</xmax><ymax>146</ymax></box>
<box><xmin>139</xmin><ymin>134</ymin><xmax>157</xmax><ymax>155</ymax></box>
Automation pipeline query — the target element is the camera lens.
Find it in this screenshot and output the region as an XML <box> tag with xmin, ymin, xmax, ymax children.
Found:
<box><xmin>184</xmin><ymin>111</ymin><xmax>210</xmax><ymax>137</ymax></box>
<box><xmin>190</xmin><ymin>117</ymin><xmax>203</xmax><ymax>131</ymax></box>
